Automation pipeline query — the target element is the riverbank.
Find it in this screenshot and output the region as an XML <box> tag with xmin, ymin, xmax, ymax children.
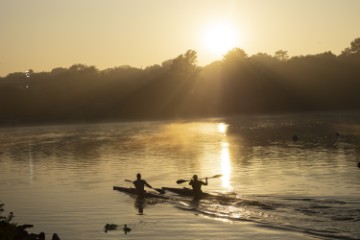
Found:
<box><xmin>0</xmin><ymin>203</ymin><xmax>60</xmax><ymax>240</ymax></box>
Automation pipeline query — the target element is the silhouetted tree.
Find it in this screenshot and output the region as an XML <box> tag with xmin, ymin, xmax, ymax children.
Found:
<box><xmin>341</xmin><ymin>38</ymin><xmax>360</xmax><ymax>55</ymax></box>
<box><xmin>1</xmin><ymin>38</ymin><xmax>360</xmax><ymax>125</ymax></box>
<box><xmin>223</xmin><ymin>48</ymin><xmax>248</xmax><ymax>64</ymax></box>
<box><xmin>169</xmin><ymin>49</ymin><xmax>198</xmax><ymax>79</ymax></box>
<box><xmin>274</xmin><ymin>50</ymin><xmax>289</xmax><ymax>61</ymax></box>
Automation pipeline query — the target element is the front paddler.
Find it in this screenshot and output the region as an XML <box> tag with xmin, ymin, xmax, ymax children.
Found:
<box><xmin>189</xmin><ymin>175</ymin><xmax>208</xmax><ymax>197</ymax></box>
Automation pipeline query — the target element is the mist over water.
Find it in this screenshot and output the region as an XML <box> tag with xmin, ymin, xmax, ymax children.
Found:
<box><xmin>0</xmin><ymin>111</ymin><xmax>359</xmax><ymax>240</ymax></box>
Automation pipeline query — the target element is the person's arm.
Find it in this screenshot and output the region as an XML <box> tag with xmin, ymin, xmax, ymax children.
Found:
<box><xmin>189</xmin><ymin>180</ymin><xmax>193</xmax><ymax>186</ymax></box>
<box><xmin>203</xmin><ymin>178</ymin><xmax>208</xmax><ymax>186</ymax></box>
<box><xmin>144</xmin><ymin>180</ymin><xmax>153</xmax><ymax>189</ymax></box>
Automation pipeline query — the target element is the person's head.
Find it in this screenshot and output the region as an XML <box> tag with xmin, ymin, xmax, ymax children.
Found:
<box><xmin>136</xmin><ymin>173</ymin><xmax>141</xmax><ymax>179</ymax></box>
<box><xmin>192</xmin><ymin>175</ymin><xmax>198</xmax><ymax>180</ymax></box>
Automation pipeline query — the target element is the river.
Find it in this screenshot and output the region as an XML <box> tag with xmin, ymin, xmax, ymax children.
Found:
<box><xmin>1</xmin><ymin>111</ymin><xmax>359</xmax><ymax>240</ymax></box>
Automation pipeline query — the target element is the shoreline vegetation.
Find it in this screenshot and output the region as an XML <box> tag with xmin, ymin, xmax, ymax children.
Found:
<box><xmin>1</xmin><ymin>38</ymin><xmax>360</xmax><ymax>127</ymax></box>
<box><xmin>0</xmin><ymin>203</ymin><xmax>60</xmax><ymax>240</ymax></box>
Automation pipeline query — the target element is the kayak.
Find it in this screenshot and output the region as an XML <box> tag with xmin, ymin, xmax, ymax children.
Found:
<box><xmin>113</xmin><ymin>186</ymin><xmax>167</xmax><ymax>199</ymax></box>
<box><xmin>161</xmin><ymin>187</ymin><xmax>212</xmax><ymax>197</ymax></box>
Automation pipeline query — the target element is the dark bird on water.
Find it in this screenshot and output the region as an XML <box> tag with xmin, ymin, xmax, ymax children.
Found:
<box><xmin>104</xmin><ymin>223</ymin><xmax>118</xmax><ymax>233</ymax></box>
<box><xmin>123</xmin><ymin>224</ymin><xmax>131</xmax><ymax>234</ymax></box>
<box><xmin>52</xmin><ymin>233</ymin><xmax>61</xmax><ymax>240</ymax></box>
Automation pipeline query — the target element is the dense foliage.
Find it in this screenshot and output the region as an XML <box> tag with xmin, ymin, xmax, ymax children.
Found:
<box><xmin>1</xmin><ymin>39</ymin><xmax>359</xmax><ymax>125</ymax></box>
<box><xmin>0</xmin><ymin>203</ymin><xmax>43</xmax><ymax>240</ymax></box>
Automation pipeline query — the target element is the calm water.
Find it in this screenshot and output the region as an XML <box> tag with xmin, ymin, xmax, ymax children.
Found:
<box><xmin>1</xmin><ymin>112</ymin><xmax>359</xmax><ymax>240</ymax></box>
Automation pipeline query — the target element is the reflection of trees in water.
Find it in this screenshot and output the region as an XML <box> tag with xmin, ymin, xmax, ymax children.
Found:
<box><xmin>222</xmin><ymin>113</ymin><xmax>360</xmax><ymax>170</ymax></box>
<box><xmin>1</xmin><ymin>112</ymin><xmax>358</xmax><ymax>176</ymax></box>
<box><xmin>226</xmin><ymin>113</ymin><xmax>360</xmax><ymax>148</ymax></box>
<box><xmin>1</xmin><ymin>128</ymin><xmax>106</xmax><ymax>168</ymax></box>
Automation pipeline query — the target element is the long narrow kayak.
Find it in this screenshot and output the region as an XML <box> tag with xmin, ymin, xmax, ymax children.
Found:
<box><xmin>113</xmin><ymin>186</ymin><xmax>167</xmax><ymax>199</ymax></box>
<box><xmin>162</xmin><ymin>187</ymin><xmax>212</xmax><ymax>197</ymax></box>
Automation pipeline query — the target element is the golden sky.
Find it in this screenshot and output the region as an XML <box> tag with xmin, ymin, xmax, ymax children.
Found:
<box><xmin>0</xmin><ymin>0</ymin><xmax>359</xmax><ymax>77</ymax></box>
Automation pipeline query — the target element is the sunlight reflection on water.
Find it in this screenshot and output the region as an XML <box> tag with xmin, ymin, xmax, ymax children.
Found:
<box><xmin>217</xmin><ymin>122</ymin><xmax>232</xmax><ymax>190</ymax></box>
<box><xmin>28</xmin><ymin>140</ymin><xmax>34</xmax><ymax>185</ymax></box>
<box><xmin>220</xmin><ymin>141</ymin><xmax>231</xmax><ymax>189</ymax></box>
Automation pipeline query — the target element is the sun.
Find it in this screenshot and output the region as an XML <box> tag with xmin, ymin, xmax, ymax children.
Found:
<box><xmin>202</xmin><ymin>22</ymin><xmax>240</xmax><ymax>56</ymax></box>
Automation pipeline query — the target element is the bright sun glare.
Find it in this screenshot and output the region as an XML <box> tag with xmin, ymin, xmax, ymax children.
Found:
<box><xmin>203</xmin><ymin>22</ymin><xmax>240</xmax><ymax>56</ymax></box>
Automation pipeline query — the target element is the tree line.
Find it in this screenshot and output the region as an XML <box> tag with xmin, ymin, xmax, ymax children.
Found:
<box><xmin>1</xmin><ymin>38</ymin><xmax>359</xmax><ymax>125</ymax></box>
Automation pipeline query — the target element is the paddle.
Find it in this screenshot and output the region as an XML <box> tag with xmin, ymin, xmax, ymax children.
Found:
<box><xmin>124</xmin><ymin>179</ymin><xmax>165</xmax><ymax>194</ymax></box>
<box><xmin>176</xmin><ymin>174</ymin><xmax>223</xmax><ymax>184</ymax></box>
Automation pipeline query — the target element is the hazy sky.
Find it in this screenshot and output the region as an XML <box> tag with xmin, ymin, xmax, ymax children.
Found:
<box><xmin>1</xmin><ymin>0</ymin><xmax>359</xmax><ymax>77</ymax></box>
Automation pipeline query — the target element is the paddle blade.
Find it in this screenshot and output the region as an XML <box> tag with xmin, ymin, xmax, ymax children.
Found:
<box><xmin>153</xmin><ymin>188</ymin><xmax>166</xmax><ymax>194</ymax></box>
<box><xmin>176</xmin><ymin>179</ymin><xmax>188</xmax><ymax>184</ymax></box>
<box><xmin>210</xmin><ymin>174</ymin><xmax>223</xmax><ymax>179</ymax></box>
